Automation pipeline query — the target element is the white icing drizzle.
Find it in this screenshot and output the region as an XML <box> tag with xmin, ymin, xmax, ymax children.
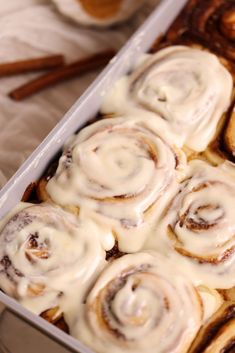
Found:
<box><xmin>46</xmin><ymin>117</ymin><xmax>186</xmax><ymax>252</ymax></box>
<box><xmin>0</xmin><ymin>202</ymin><xmax>112</xmax><ymax>316</ymax></box>
<box><xmin>73</xmin><ymin>252</ymin><xmax>202</xmax><ymax>353</ymax></box>
<box><xmin>101</xmin><ymin>46</ymin><xmax>233</xmax><ymax>151</ymax></box>
<box><xmin>146</xmin><ymin>160</ymin><xmax>235</xmax><ymax>289</ymax></box>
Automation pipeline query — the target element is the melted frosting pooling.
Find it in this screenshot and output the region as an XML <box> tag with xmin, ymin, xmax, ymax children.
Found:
<box><xmin>147</xmin><ymin>160</ymin><xmax>235</xmax><ymax>289</ymax></box>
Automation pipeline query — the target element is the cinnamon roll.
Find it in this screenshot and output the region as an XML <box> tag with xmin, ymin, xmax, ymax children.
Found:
<box><xmin>39</xmin><ymin>117</ymin><xmax>186</xmax><ymax>252</ymax></box>
<box><xmin>0</xmin><ymin>202</ymin><xmax>112</xmax><ymax>319</ymax></box>
<box><xmin>73</xmin><ymin>252</ymin><xmax>203</xmax><ymax>353</ymax></box>
<box><xmin>102</xmin><ymin>46</ymin><xmax>233</xmax><ymax>152</ymax></box>
<box><xmin>148</xmin><ymin>159</ymin><xmax>235</xmax><ymax>289</ymax></box>
<box><xmin>189</xmin><ymin>301</ymin><xmax>235</xmax><ymax>353</ymax></box>
<box><xmin>166</xmin><ymin>0</ymin><xmax>235</xmax><ymax>63</ymax></box>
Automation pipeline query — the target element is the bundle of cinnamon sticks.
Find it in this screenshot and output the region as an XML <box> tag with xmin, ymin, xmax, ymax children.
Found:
<box><xmin>1</xmin><ymin>49</ymin><xmax>115</xmax><ymax>101</ymax></box>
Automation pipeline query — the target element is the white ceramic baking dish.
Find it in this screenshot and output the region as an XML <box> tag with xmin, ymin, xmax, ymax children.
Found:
<box><xmin>0</xmin><ymin>0</ymin><xmax>188</xmax><ymax>351</ymax></box>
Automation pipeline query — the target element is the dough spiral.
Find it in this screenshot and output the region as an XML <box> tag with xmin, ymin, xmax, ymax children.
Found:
<box><xmin>149</xmin><ymin>160</ymin><xmax>235</xmax><ymax>289</ymax></box>
<box><xmin>189</xmin><ymin>301</ymin><xmax>235</xmax><ymax>353</ymax></box>
<box><xmin>74</xmin><ymin>252</ymin><xmax>203</xmax><ymax>353</ymax></box>
<box><xmin>45</xmin><ymin>117</ymin><xmax>185</xmax><ymax>252</ymax></box>
<box><xmin>102</xmin><ymin>46</ymin><xmax>232</xmax><ymax>151</ymax></box>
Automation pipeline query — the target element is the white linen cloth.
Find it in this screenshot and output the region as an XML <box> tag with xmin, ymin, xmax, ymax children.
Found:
<box><xmin>0</xmin><ymin>0</ymin><xmax>158</xmax><ymax>188</ymax></box>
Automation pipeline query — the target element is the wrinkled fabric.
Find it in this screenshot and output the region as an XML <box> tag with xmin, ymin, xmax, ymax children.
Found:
<box><xmin>0</xmin><ymin>0</ymin><xmax>158</xmax><ymax>188</ymax></box>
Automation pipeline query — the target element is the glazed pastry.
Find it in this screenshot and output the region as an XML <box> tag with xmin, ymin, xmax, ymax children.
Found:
<box><xmin>102</xmin><ymin>46</ymin><xmax>233</xmax><ymax>151</ymax></box>
<box><xmin>39</xmin><ymin>117</ymin><xmax>186</xmax><ymax>252</ymax></box>
<box><xmin>147</xmin><ymin>159</ymin><xmax>235</xmax><ymax>289</ymax></box>
<box><xmin>0</xmin><ymin>202</ymin><xmax>112</xmax><ymax>318</ymax></box>
<box><xmin>40</xmin><ymin>306</ymin><xmax>69</xmax><ymax>333</ymax></box>
<box><xmin>51</xmin><ymin>0</ymin><xmax>145</xmax><ymax>27</ymax></box>
<box><xmin>73</xmin><ymin>252</ymin><xmax>203</xmax><ymax>353</ymax></box>
<box><xmin>166</xmin><ymin>0</ymin><xmax>235</xmax><ymax>63</ymax></box>
<box><xmin>189</xmin><ymin>301</ymin><xmax>235</xmax><ymax>353</ymax></box>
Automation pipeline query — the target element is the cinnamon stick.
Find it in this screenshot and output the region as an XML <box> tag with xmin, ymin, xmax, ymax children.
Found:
<box><xmin>0</xmin><ymin>55</ymin><xmax>64</xmax><ymax>77</ymax></box>
<box><xmin>9</xmin><ymin>49</ymin><xmax>116</xmax><ymax>101</ymax></box>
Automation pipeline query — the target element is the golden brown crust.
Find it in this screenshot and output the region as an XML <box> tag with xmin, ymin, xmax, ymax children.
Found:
<box><xmin>15</xmin><ymin>3</ymin><xmax>235</xmax><ymax>347</ymax></box>
<box><xmin>21</xmin><ymin>181</ymin><xmax>40</xmax><ymax>203</ymax></box>
<box><xmin>224</xmin><ymin>107</ymin><xmax>235</xmax><ymax>159</ymax></box>
<box><xmin>218</xmin><ymin>288</ymin><xmax>235</xmax><ymax>302</ymax></box>
<box><xmin>203</xmin><ymin>98</ymin><xmax>235</xmax><ymax>165</ymax></box>
<box><xmin>105</xmin><ymin>241</ymin><xmax>126</xmax><ymax>261</ymax></box>
<box><xmin>36</xmin><ymin>160</ymin><xmax>59</xmax><ymax>202</ymax></box>
<box><xmin>151</xmin><ymin>0</ymin><xmax>235</xmax><ymax>78</ymax></box>
<box><xmin>189</xmin><ymin>302</ymin><xmax>235</xmax><ymax>353</ymax></box>
<box><xmin>151</xmin><ymin>0</ymin><xmax>235</xmax><ymax>167</ymax></box>
<box><xmin>37</xmin><ymin>175</ymin><xmax>53</xmax><ymax>203</ymax></box>
<box><xmin>40</xmin><ymin>307</ymin><xmax>69</xmax><ymax>333</ymax></box>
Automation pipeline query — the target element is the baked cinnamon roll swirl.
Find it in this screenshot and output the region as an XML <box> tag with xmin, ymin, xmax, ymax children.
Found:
<box><xmin>167</xmin><ymin>0</ymin><xmax>235</xmax><ymax>63</ymax></box>
<box><xmin>102</xmin><ymin>46</ymin><xmax>233</xmax><ymax>152</ymax></box>
<box><xmin>149</xmin><ymin>160</ymin><xmax>235</xmax><ymax>289</ymax></box>
<box><xmin>40</xmin><ymin>117</ymin><xmax>185</xmax><ymax>252</ymax></box>
<box><xmin>73</xmin><ymin>252</ymin><xmax>203</xmax><ymax>353</ymax></box>
<box><xmin>0</xmin><ymin>202</ymin><xmax>110</xmax><ymax>318</ymax></box>
<box><xmin>189</xmin><ymin>301</ymin><xmax>235</xmax><ymax>353</ymax></box>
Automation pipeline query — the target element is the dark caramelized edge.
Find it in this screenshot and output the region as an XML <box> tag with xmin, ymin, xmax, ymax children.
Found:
<box><xmin>190</xmin><ymin>303</ymin><xmax>235</xmax><ymax>353</ymax></box>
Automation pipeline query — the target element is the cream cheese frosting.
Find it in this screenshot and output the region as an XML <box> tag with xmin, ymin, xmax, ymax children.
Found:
<box><xmin>46</xmin><ymin>116</ymin><xmax>186</xmax><ymax>252</ymax></box>
<box><xmin>102</xmin><ymin>46</ymin><xmax>233</xmax><ymax>151</ymax></box>
<box><xmin>146</xmin><ymin>160</ymin><xmax>235</xmax><ymax>289</ymax></box>
<box><xmin>73</xmin><ymin>252</ymin><xmax>203</xmax><ymax>353</ymax></box>
<box><xmin>0</xmin><ymin>202</ymin><xmax>113</xmax><ymax>317</ymax></box>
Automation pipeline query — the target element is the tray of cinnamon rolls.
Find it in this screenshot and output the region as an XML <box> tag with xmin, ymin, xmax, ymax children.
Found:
<box><xmin>0</xmin><ymin>0</ymin><xmax>235</xmax><ymax>352</ymax></box>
